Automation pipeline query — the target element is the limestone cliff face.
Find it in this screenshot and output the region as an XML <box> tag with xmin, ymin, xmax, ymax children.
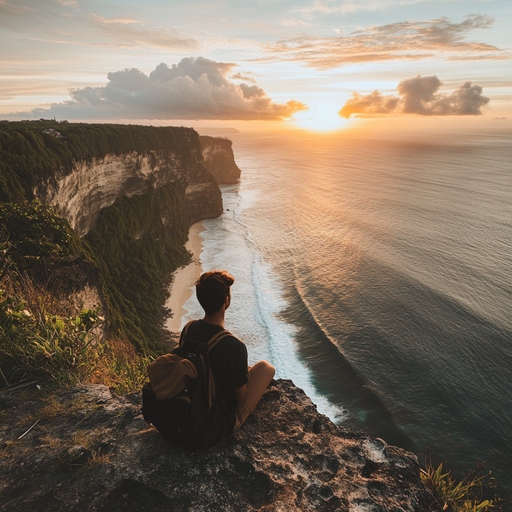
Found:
<box><xmin>33</xmin><ymin>141</ymin><xmax>222</xmax><ymax>237</ymax></box>
<box><xmin>0</xmin><ymin>380</ymin><xmax>433</xmax><ymax>511</ymax></box>
<box><xmin>200</xmin><ymin>135</ymin><xmax>241</xmax><ymax>184</ymax></box>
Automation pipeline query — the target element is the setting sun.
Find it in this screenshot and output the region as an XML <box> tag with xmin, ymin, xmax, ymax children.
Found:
<box><xmin>292</xmin><ymin>104</ymin><xmax>352</xmax><ymax>132</ymax></box>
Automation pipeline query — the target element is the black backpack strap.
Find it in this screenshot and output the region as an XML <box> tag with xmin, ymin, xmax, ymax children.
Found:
<box><xmin>179</xmin><ymin>320</ymin><xmax>194</xmax><ymax>347</ymax></box>
<box><xmin>178</xmin><ymin>325</ymin><xmax>232</xmax><ymax>408</ymax></box>
<box><xmin>180</xmin><ymin>322</ymin><xmax>231</xmax><ymax>352</ymax></box>
<box><xmin>207</xmin><ymin>330</ymin><xmax>232</xmax><ymax>353</ymax></box>
<box><xmin>203</xmin><ymin>330</ymin><xmax>232</xmax><ymax>409</ymax></box>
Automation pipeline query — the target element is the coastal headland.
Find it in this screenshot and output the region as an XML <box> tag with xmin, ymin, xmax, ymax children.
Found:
<box><xmin>0</xmin><ymin>121</ymin><xmax>433</xmax><ymax>509</ymax></box>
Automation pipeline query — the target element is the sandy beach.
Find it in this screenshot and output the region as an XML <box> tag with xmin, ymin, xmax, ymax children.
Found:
<box><xmin>164</xmin><ymin>222</ymin><xmax>204</xmax><ymax>332</ymax></box>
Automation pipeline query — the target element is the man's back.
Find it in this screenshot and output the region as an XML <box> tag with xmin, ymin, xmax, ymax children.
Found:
<box><xmin>181</xmin><ymin>319</ymin><xmax>249</xmax><ymax>433</ymax></box>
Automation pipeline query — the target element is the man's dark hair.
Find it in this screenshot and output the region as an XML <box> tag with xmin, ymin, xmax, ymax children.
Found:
<box><xmin>195</xmin><ymin>271</ymin><xmax>234</xmax><ymax>315</ymax></box>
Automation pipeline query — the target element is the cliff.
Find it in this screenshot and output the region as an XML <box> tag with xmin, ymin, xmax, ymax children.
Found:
<box><xmin>0</xmin><ymin>124</ymin><xmax>435</xmax><ymax>509</ymax></box>
<box><xmin>0</xmin><ymin>123</ymin><xmax>236</xmax><ymax>353</ymax></box>
<box><xmin>0</xmin><ymin>122</ymin><xmax>235</xmax><ymax>237</ymax></box>
<box><xmin>34</xmin><ymin>148</ymin><xmax>222</xmax><ymax>237</ymax></box>
<box><xmin>200</xmin><ymin>135</ymin><xmax>241</xmax><ymax>184</ymax></box>
<box><xmin>31</xmin><ymin>133</ymin><xmax>222</xmax><ymax>237</ymax></box>
<box><xmin>0</xmin><ymin>380</ymin><xmax>432</xmax><ymax>511</ymax></box>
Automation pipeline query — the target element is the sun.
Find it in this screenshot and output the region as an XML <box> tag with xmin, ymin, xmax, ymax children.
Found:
<box><xmin>292</xmin><ymin>104</ymin><xmax>351</xmax><ymax>132</ymax></box>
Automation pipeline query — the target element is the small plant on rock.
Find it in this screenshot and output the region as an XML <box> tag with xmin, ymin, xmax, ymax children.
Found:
<box><xmin>421</xmin><ymin>460</ymin><xmax>505</xmax><ymax>512</ymax></box>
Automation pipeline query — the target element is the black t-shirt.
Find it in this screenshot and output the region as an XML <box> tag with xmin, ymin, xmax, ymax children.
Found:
<box><xmin>180</xmin><ymin>320</ymin><xmax>249</xmax><ymax>432</ymax></box>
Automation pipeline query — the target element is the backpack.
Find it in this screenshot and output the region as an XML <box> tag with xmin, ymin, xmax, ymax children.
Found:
<box><xmin>142</xmin><ymin>321</ymin><xmax>232</xmax><ymax>451</ymax></box>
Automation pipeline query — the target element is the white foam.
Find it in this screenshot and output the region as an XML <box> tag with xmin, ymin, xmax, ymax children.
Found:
<box><xmin>179</xmin><ymin>185</ymin><xmax>344</xmax><ymax>423</ymax></box>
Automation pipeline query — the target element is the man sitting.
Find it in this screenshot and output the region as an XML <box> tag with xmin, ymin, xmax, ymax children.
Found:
<box><xmin>182</xmin><ymin>270</ymin><xmax>275</xmax><ymax>433</ymax></box>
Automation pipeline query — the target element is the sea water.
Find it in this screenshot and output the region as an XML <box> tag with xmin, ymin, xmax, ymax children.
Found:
<box><xmin>179</xmin><ymin>129</ymin><xmax>512</xmax><ymax>490</ymax></box>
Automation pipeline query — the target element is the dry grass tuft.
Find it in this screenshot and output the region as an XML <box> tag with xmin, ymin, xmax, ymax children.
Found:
<box><xmin>40</xmin><ymin>435</ymin><xmax>61</xmax><ymax>449</ymax></box>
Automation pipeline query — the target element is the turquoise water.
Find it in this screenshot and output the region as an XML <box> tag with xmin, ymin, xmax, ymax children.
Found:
<box><xmin>180</xmin><ymin>129</ymin><xmax>512</xmax><ymax>490</ymax></box>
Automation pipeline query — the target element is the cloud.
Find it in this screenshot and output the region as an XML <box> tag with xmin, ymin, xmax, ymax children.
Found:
<box><xmin>297</xmin><ymin>0</ymin><xmax>492</xmax><ymax>16</ymax></box>
<box><xmin>0</xmin><ymin>2</ymin><xmax>200</xmax><ymax>52</ymax></box>
<box><xmin>89</xmin><ymin>14</ymin><xmax>140</xmax><ymax>24</ymax></box>
<box><xmin>0</xmin><ymin>0</ymin><xmax>36</xmax><ymax>16</ymax></box>
<box><xmin>279</xmin><ymin>19</ymin><xmax>312</xmax><ymax>27</ymax></box>
<box><xmin>339</xmin><ymin>75</ymin><xmax>490</xmax><ymax>118</ymax></box>
<box><xmin>87</xmin><ymin>14</ymin><xmax>200</xmax><ymax>51</ymax></box>
<box><xmin>264</xmin><ymin>15</ymin><xmax>506</xmax><ymax>69</ymax></box>
<box><xmin>10</xmin><ymin>57</ymin><xmax>307</xmax><ymax>121</ymax></box>
<box><xmin>232</xmin><ymin>73</ymin><xmax>256</xmax><ymax>83</ymax></box>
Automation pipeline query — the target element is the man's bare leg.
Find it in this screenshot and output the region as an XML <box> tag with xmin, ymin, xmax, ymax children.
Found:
<box><xmin>234</xmin><ymin>361</ymin><xmax>275</xmax><ymax>430</ymax></box>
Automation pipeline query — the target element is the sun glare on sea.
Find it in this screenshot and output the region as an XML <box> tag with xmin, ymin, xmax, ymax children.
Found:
<box><xmin>292</xmin><ymin>104</ymin><xmax>351</xmax><ymax>132</ymax></box>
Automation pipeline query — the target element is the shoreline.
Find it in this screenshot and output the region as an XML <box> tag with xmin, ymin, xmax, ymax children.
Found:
<box><xmin>164</xmin><ymin>222</ymin><xmax>204</xmax><ymax>332</ymax></box>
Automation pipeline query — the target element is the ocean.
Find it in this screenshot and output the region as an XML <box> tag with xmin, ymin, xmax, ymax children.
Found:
<box><xmin>178</xmin><ymin>129</ymin><xmax>512</xmax><ymax>491</ymax></box>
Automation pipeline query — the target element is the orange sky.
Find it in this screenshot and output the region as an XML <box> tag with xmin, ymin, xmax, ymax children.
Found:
<box><xmin>1</xmin><ymin>0</ymin><xmax>511</xmax><ymax>133</ymax></box>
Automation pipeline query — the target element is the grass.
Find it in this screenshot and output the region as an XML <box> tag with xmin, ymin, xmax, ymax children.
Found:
<box><xmin>36</xmin><ymin>395</ymin><xmax>98</xmax><ymax>420</ymax></box>
<box><xmin>40</xmin><ymin>435</ymin><xmax>61</xmax><ymax>449</ymax></box>
<box><xmin>87</xmin><ymin>337</ymin><xmax>150</xmax><ymax>394</ymax></box>
<box><xmin>54</xmin><ymin>431</ymin><xmax>111</xmax><ymax>475</ymax></box>
<box><xmin>421</xmin><ymin>459</ymin><xmax>506</xmax><ymax>512</ymax></box>
<box><xmin>0</xmin><ymin>269</ymin><xmax>150</xmax><ymax>394</ymax></box>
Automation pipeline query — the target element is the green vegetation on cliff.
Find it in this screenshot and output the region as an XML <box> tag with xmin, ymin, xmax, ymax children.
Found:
<box><xmin>0</xmin><ymin>199</ymin><xmax>185</xmax><ymax>390</ymax></box>
<box><xmin>0</xmin><ymin>121</ymin><xmax>200</xmax><ymax>202</ymax></box>
<box><xmin>421</xmin><ymin>460</ymin><xmax>505</xmax><ymax>511</ymax></box>
<box><xmin>0</xmin><ymin>263</ymin><xmax>149</xmax><ymax>393</ymax></box>
<box><xmin>0</xmin><ymin>201</ymin><xmax>86</xmax><ymax>273</ymax></box>
<box><xmin>0</xmin><ymin>121</ymin><xmax>211</xmax><ymax>356</ymax></box>
<box><xmin>1</xmin><ymin>186</ymin><xmax>191</xmax><ymax>356</ymax></box>
<box><xmin>0</xmin><ymin>202</ymin><xmax>104</xmax><ymax>387</ymax></box>
<box><xmin>84</xmin><ymin>182</ymin><xmax>190</xmax><ymax>354</ymax></box>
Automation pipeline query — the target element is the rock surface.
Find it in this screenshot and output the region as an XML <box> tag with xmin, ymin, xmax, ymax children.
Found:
<box><xmin>33</xmin><ymin>139</ymin><xmax>223</xmax><ymax>237</ymax></box>
<box><xmin>200</xmin><ymin>135</ymin><xmax>241</xmax><ymax>184</ymax></box>
<box><xmin>0</xmin><ymin>380</ymin><xmax>432</xmax><ymax>511</ymax></box>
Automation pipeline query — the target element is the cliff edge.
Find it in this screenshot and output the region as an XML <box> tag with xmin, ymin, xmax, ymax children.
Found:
<box><xmin>0</xmin><ymin>123</ymin><xmax>241</xmax><ymax>352</ymax></box>
<box><xmin>0</xmin><ymin>380</ymin><xmax>432</xmax><ymax>511</ymax></box>
<box><xmin>33</xmin><ymin>133</ymin><xmax>222</xmax><ymax>237</ymax></box>
<box><xmin>200</xmin><ymin>135</ymin><xmax>241</xmax><ymax>184</ymax></box>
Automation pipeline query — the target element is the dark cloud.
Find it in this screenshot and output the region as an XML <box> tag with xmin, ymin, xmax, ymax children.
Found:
<box><xmin>264</xmin><ymin>15</ymin><xmax>506</xmax><ymax>69</ymax></box>
<box><xmin>339</xmin><ymin>75</ymin><xmax>490</xmax><ymax>118</ymax></box>
<box><xmin>10</xmin><ymin>57</ymin><xmax>307</xmax><ymax>121</ymax></box>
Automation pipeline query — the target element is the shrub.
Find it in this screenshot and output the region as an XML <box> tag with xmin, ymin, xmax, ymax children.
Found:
<box><xmin>0</xmin><ymin>269</ymin><xmax>150</xmax><ymax>393</ymax></box>
<box><xmin>0</xmin><ymin>278</ymin><xmax>104</xmax><ymax>386</ymax></box>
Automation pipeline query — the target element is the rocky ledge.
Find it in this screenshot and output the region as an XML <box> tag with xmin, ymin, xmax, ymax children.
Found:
<box><xmin>0</xmin><ymin>380</ymin><xmax>433</xmax><ymax>511</ymax></box>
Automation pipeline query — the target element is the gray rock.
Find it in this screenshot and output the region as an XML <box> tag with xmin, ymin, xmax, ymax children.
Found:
<box><xmin>0</xmin><ymin>380</ymin><xmax>433</xmax><ymax>511</ymax></box>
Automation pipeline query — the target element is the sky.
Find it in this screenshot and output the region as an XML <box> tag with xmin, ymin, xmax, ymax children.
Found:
<box><xmin>1</xmin><ymin>0</ymin><xmax>511</xmax><ymax>132</ymax></box>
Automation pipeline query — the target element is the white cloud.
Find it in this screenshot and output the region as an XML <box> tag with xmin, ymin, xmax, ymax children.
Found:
<box><xmin>10</xmin><ymin>57</ymin><xmax>307</xmax><ymax>121</ymax></box>
<box><xmin>264</xmin><ymin>15</ymin><xmax>506</xmax><ymax>69</ymax></box>
<box><xmin>87</xmin><ymin>14</ymin><xmax>200</xmax><ymax>51</ymax></box>
<box><xmin>298</xmin><ymin>0</ymin><xmax>472</xmax><ymax>16</ymax></box>
<box><xmin>232</xmin><ymin>73</ymin><xmax>256</xmax><ymax>83</ymax></box>
<box><xmin>279</xmin><ymin>19</ymin><xmax>312</xmax><ymax>27</ymax></box>
<box><xmin>339</xmin><ymin>75</ymin><xmax>490</xmax><ymax>118</ymax></box>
